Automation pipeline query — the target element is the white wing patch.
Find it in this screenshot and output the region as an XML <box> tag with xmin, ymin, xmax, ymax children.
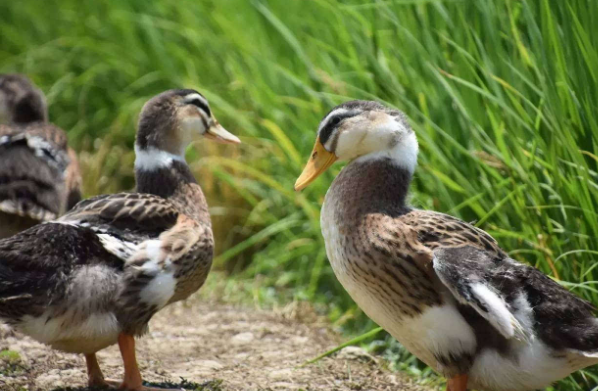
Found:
<box><xmin>511</xmin><ymin>291</ymin><xmax>534</xmax><ymax>339</ymax></box>
<box><xmin>26</xmin><ymin>136</ymin><xmax>60</xmax><ymax>163</ymax></box>
<box><xmin>0</xmin><ymin>134</ymin><xmax>68</xmax><ymax>171</ymax></box>
<box><xmin>97</xmin><ymin>233</ymin><xmax>138</xmax><ymax>260</ymax></box>
<box><xmin>433</xmin><ymin>254</ymin><xmax>530</xmax><ymax>341</ymax></box>
<box><xmin>469</xmin><ymin>283</ymin><xmax>526</xmax><ymax>340</ymax></box>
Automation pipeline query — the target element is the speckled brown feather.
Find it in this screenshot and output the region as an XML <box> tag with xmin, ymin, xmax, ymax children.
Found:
<box><xmin>323</xmin><ymin>159</ymin><xmax>441</xmax><ymax>316</ymax></box>
<box><xmin>401</xmin><ymin>210</ymin><xmax>505</xmax><ymax>257</ymax></box>
<box><xmin>62</xmin><ymin>192</ymin><xmax>179</xmax><ymax>231</ymax></box>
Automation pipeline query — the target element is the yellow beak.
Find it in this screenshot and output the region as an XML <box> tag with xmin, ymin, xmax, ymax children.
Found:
<box><xmin>294</xmin><ymin>137</ymin><xmax>338</xmax><ymax>191</ymax></box>
<box><xmin>205</xmin><ymin>123</ymin><xmax>241</xmax><ymax>144</ymax></box>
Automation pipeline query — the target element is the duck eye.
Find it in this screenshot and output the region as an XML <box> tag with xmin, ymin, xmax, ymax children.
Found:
<box><xmin>330</xmin><ymin>117</ymin><xmax>341</xmax><ymax>126</ymax></box>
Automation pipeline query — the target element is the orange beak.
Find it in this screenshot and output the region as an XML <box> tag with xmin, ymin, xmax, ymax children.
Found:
<box><xmin>294</xmin><ymin>137</ymin><xmax>338</xmax><ymax>191</ymax></box>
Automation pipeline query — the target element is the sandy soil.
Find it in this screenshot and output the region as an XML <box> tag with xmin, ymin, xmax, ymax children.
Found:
<box><xmin>0</xmin><ymin>295</ymin><xmax>431</xmax><ymax>391</ymax></box>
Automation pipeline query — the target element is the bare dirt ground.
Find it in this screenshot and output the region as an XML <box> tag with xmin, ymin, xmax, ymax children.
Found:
<box><xmin>0</xmin><ymin>294</ymin><xmax>431</xmax><ymax>391</ymax></box>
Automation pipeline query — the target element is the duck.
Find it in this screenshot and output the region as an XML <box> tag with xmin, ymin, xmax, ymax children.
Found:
<box><xmin>0</xmin><ymin>89</ymin><xmax>240</xmax><ymax>390</ymax></box>
<box><xmin>0</xmin><ymin>74</ymin><xmax>82</xmax><ymax>238</ymax></box>
<box><xmin>294</xmin><ymin>100</ymin><xmax>598</xmax><ymax>391</ymax></box>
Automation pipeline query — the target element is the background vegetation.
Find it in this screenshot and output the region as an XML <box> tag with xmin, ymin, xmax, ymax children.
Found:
<box><xmin>2</xmin><ymin>0</ymin><xmax>598</xmax><ymax>389</ymax></box>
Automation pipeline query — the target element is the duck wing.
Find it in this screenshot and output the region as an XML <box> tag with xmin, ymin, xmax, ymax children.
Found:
<box><xmin>62</xmin><ymin>192</ymin><xmax>178</xmax><ymax>232</ymax></box>
<box><xmin>57</xmin><ymin>192</ymin><xmax>180</xmax><ymax>261</ymax></box>
<box><xmin>0</xmin><ymin>222</ymin><xmax>124</xmax><ymax>322</ymax></box>
<box><xmin>401</xmin><ymin>210</ymin><xmax>598</xmax><ymax>353</ymax></box>
<box><xmin>432</xmin><ymin>246</ymin><xmax>532</xmax><ymax>341</ymax></box>
<box><xmin>432</xmin><ymin>243</ymin><xmax>598</xmax><ymax>353</ymax></box>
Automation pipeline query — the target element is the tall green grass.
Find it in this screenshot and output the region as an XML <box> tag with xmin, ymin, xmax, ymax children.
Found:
<box><xmin>2</xmin><ymin>0</ymin><xmax>598</xmax><ymax>389</ymax></box>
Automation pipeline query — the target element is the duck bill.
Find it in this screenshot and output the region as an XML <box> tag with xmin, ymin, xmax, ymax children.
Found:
<box><xmin>205</xmin><ymin>123</ymin><xmax>241</xmax><ymax>144</ymax></box>
<box><xmin>294</xmin><ymin>138</ymin><xmax>337</xmax><ymax>191</ymax></box>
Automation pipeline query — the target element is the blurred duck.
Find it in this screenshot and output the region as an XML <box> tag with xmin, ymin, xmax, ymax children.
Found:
<box><xmin>0</xmin><ymin>89</ymin><xmax>240</xmax><ymax>390</ymax></box>
<box><xmin>295</xmin><ymin>100</ymin><xmax>598</xmax><ymax>391</ymax></box>
<box><xmin>0</xmin><ymin>74</ymin><xmax>82</xmax><ymax>237</ymax></box>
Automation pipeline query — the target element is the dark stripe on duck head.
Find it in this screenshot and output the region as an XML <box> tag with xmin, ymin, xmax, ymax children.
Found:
<box><xmin>187</xmin><ymin>98</ymin><xmax>211</xmax><ymax>117</ymax></box>
<box><xmin>319</xmin><ymin>111</ymin><xmax>357</xmax><ymax>146</ymax></box>
<box><xmin>177</xmin><ymin>90</ymin><xmax>211</xmax><ymax>116</ymax></box>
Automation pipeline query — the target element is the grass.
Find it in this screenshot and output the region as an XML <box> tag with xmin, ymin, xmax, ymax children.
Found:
<box><xmin>1</xmin><ymin>0</ymin><xmax>598</xmax><ymax>389</ymax></box>
<box><xmin>301</xmin><ymin>326</ymin><xmax>385</xmax><ymax>367</ymax></box>
<box><xmin>0</xmin><ymin>349</ymin><xmax>25</xmax><ymax>377</ymax></box>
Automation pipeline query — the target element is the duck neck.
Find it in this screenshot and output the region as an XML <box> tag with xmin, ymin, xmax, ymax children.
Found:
<box><xmin>329</xmin><ymin>156</ymin><xmax>413</xmax><ymax>219</ymax></box>
<box><xmin>134</xmin><ymin>145</ymin><xmax>197</xmax><ymax>199</ymax></box>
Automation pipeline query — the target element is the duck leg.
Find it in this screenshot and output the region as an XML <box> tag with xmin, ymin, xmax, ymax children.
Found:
<box><xmin>85</xmin><ymin>353</ymin><xmax>109</xmax><ymax>387</ymax></box>
<box><xmin>117</xmin><ymin>333</ymin><xmax>145</xmax><ymax>390</ymax></box>
<box><xmin>117</xmin><ymin>333</ymin><xmax>180</xmax><ymax>391</ymax></box>
<box><xmin>446</xmin><ymin>374</ymin><xmax>468</xmax><ymax>391</ymax></box>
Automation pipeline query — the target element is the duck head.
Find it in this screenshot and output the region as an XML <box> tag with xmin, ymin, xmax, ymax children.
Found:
<box><xmin>134</xmin><ymin>89</ymin><xmax>240</xmax><ymax>171</ymax></box>
<box><xmin>295</xmin><ymin>100</ymin><xmax>417</xmax><ymax>191</ymax></box>
<box><xmin>0</xmin><ymin>74</ymin><xmax>47</xmax><ymax>125</ymax></box>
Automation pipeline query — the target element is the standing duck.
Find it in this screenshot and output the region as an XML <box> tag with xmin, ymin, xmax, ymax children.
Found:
<box><xmin>0</xmin><ymin>89</ymin><xmax>240</xmax><ymax>390</ymax></box>
<box><xmin>0</xmin><ymin>74</ymin><xmax>82</xmax><ymax>237</ymax></box>
<box><xmin>295</xmin><ymin>100</ymin><xmax>598</xmax><ymax>391</ymax></box>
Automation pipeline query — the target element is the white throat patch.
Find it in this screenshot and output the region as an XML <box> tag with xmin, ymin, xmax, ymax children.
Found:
<box><xmin>354</xmin><ymin>131</ymin><xmax>418</xmax><ymax>174</ymax></box>
<box><xmin>134</xmin><ymin>145</ymin><xmax>186</xmax><ymax>171</ymax></box>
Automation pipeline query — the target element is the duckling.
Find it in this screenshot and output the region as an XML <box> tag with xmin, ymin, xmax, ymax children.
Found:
<box><xmin>0</xmin><ymin>74</ymin><xmax>82</xmax><ymax>238</ymax></box>
<box><xmin>295</xmin><ymin>100</ymin><xmax>598</xmax><ymax>391</ymax></box>
<box><xmin>0</xmin><ymin>89</ymin><xmax>240</xmax><ymax>390</ymax></box>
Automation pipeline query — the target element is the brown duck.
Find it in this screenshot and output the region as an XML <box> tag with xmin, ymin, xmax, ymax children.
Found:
<box><xmin>0</xmin><ymin>89</ymin><xmax>240</xmax><ymax>390</ymax></box>
<box><xmin>295</xmin><ymin>100</ymin><xmax>598</xmax><ymax>391</ymax></box>
<box><xmin>0</xmin><ymin>74</ymin><xmax>81</xmax><ymax>237</ymax></box>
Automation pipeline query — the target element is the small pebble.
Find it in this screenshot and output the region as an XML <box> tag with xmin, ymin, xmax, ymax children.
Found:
<box><xmin>231</xmin><ymin>332</ymin><xmax>255</xmax><ymax>344</ymax></box>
